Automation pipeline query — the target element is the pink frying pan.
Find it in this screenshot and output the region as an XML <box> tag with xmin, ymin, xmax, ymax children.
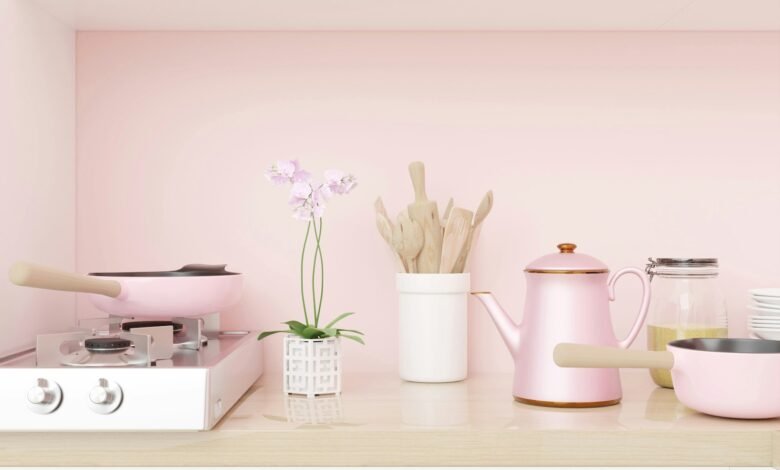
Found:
<box><xmin>9</xmin><ymin>262</ymin><xmax>242</xmax><ymax>319</ymax></box>
<box><xmin>555</xmin><ymin>338</ymin><xmax>780</xmax><ymax>419</ymax></box>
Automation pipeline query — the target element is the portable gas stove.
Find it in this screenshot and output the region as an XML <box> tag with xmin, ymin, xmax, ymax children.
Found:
<box><xmin>0</xmin><ymin>312</ymin><xmax>263</xmax><ymax>431</ymax></box>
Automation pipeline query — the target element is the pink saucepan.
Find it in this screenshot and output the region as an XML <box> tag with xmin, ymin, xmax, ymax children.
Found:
<box><xmin>9</xmin><ymin>262</ymin><xmax>242</xmax><ymax>318</ymax></box>
<box><xmin>554</xmin><ymin>338</ymin><xmax>780</xmax><ymax>419</ymax></box>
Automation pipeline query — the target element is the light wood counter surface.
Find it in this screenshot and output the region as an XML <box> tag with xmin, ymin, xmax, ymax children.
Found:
<box><xmin>0</xmin><ymin>370</ymin><xmax>779</xmax><ymax>467</ymax></box>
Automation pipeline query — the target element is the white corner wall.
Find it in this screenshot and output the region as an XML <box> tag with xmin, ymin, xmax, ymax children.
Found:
<box><xmin>0</xmin><ymin>0</ymin><xmax>75</xmax><ymax>357</ymax></box>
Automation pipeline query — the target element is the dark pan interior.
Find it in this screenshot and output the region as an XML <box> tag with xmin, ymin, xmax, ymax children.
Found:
<box><xmin>90</xmin><ymin>271</ymin><xmax>239</xmax><ymax>277</ymax></box>
<box><xmin>90</xmin><ymin>264</ymin><xmax>239</xmax><ymax>277</ymax></box>
<box><xmin>670</xmin><ymin>338</ymin><xmax>780</xmax><ymax>354</ymax></box>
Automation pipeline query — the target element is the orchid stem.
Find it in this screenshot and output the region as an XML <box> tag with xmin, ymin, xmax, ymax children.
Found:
<box><xmin>311</xmin><ymin>217</ymin><xmax>318</xmax><ymax>326</ymax></box>
<box><xmin>315</xmin><ymin>218</ymin><xmax>324</xmax><ymax>326</ymax></box>
<box><xmin>300</xmin><ymin>221</ymin><xmax>311</xmax><ymax>326</ymax></box>
<box><xmin>311</xmin><ymin>217</ymin><xmax>324</xmax><ymax>327</ymax></box>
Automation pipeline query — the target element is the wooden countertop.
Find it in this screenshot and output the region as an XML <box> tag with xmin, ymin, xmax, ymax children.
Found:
<box><xmin>1</xmin><ymin>370</ymin><xmax>779</xmax><ymax>467</ymax></box>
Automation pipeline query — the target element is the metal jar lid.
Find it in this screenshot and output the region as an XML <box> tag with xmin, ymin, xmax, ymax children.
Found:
<box><xmin>646</xmin><ymin>257</ymin><xmax>719</xmax><ymax>280</ymax></box>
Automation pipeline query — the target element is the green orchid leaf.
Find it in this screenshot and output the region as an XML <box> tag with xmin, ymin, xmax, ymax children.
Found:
<box><xmin>302</xmin><ymin>326</ymin><xmax>325</xmax><ymax>339</ymax></box>
<box><xmin>340</xmin><ymin>334</ymin><xmax>365</xmax><ymax>345</ymax></box>
<box><xmin>337</xmin><ymin>329</ymin><xmax>364</xmax><ymax>336</ymax></box>
<box><xmin>257</xmin><ymin>330</ymin><xmax>290</xmax><ymax>341</ymax></box>
<box><xmin>324</xmin><ymin>312</ymin><xmax>355</xmax><ymax>329</ymax></box>
<box><xmin>322</xmin><ymin>328</ymin><xmax>338</xmax><ymax>337</ymax></box>
<box><xmin>284</xmin><ymin>320</ymin><xmax>307</xmax><ymax>334</ymax></box>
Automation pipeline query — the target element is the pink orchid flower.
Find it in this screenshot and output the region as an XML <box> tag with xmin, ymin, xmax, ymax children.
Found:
<box><xmin>266</xmin><ymin>160</ymin><xmax>356</xmax><ymax>221</ymax></box>
<box><xmin>324</xmin><ymin>169</ymin><xmax>358</xmax><ymax>195</ymax></box>
<box><xmin>265</xmin><ymin>160</ymin><xmax>311</xmax><ymax>185</ymax></box>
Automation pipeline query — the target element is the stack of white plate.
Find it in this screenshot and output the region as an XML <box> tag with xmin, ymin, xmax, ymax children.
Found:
<box><xmin>748</xmin><ymin>289</ymin><xmax>780</xmax><ymax>340</ymax></box>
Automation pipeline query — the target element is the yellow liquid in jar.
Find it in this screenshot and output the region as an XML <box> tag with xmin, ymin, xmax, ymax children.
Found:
<box><xmin>647</xmin><ymin>324</ymin><xmax>728</xmax><ymax>389</ymax></box>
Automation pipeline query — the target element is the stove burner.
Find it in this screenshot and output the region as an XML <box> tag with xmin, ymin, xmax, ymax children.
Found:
<box><xmin>84</xmin><ymin>338</ymin><xmax>132</xmax><ymax>353</ymax></box>
<box><xmin>122</xmin><ymin>321</ymin><xmax>183</xmax><ymax>334</ymax></box>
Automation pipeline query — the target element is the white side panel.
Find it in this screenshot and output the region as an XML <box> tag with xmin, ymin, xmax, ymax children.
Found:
<box><xmin>207</xmin><ymin>335</ymin><xmax>263</xmax><ymax>429</ymax></box>
<box><xmin>0</xmin><ymin>368</ymin><xmax>207</xmax><ymax>430</ymax></box>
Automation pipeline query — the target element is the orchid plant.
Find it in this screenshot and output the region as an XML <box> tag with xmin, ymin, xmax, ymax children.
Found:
<box><xmin>257</xmin><ymin>160</ymin><xmax>364</xmax><ymax>345</ymax></box>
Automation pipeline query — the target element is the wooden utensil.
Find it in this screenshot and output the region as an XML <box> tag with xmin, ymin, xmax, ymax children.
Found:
<box><xmin>375</xmin><ymin>204</ymin><xmax>407</xmax><ymax>273</ymax></box>
<box><xmin>441</xmin><ymin>198</ymin><xmax>454</xmax><ymax>230</ymax></box>
<box><xmin>393</xmin><ymin>211</ymin><xmax>424</xmax><ymax>273</ymax></box>
<box><xmin>439</xmin><ymin>207</ymin><xmax>473</xmax><ymax>273</ymax></box>
<box><xmin>472</xmin><ymin>190</ymin><xmax>493</xmax><ymax>229</ymax></box>
<box><xmin>452</xmin><ymin>190</ymin><xmax>493</xmax><ymax>273</ymax></box>
<box><xmin>375</xmin><ymin>197</ymin><xmax>390</xmax><ymax>221</ymax></box>
<box><xmin>406</xmin><ymin>162</ymin><xmax>443</xmax><ymax>273</ymax></box>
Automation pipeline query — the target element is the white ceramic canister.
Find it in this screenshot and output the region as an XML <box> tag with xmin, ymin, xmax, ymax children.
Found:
<box><xmin>396</xmin><ymin>273</ymin><xmax>470</xmax><ymax>382</ymax></box>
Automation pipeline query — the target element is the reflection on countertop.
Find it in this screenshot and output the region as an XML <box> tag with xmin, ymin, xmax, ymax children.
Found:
<box><xmin>0</xmin><ymin>369</ymin><xmax>778</xmax><ymax>466</ymax></box>
<box><xmin>220</xmin><ymin>369</ymin><xmax>780</xmax><ymax>432</ymax></box>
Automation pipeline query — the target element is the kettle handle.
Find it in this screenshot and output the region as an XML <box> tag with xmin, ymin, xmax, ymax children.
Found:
<box><xmin>608</xmin><ymin>267</ymin><xmax>652</xmax><ymax>349</ymax></box>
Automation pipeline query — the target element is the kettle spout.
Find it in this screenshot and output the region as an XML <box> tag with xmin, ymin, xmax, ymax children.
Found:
<box><xmin>471</xmin><ymin>291</ymin><xmax>521</xmax><ymax>356</ymax></box>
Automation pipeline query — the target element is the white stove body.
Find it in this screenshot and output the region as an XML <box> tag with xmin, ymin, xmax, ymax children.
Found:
<box><xmin>0</xmin><ymin>332</ymin><xmax>263</xmax><ymax>431</ymax></box>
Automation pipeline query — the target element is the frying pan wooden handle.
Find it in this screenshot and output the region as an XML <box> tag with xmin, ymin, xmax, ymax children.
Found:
<box><xmin>408</xmin><ymin>161</ymin><xmax>428</xmax><ymax>203</ymax></box>
<box><xmin>9</xmin><ymin>262</ymin><xmax>122</xmax><ymax>298</ymax></box>
<box><xmin>554</xmin><ymin>343</ymin><xmax>674</xmax><ymax>370</ymax></box>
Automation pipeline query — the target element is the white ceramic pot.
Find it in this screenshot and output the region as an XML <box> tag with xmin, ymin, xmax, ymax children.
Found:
<box><xmin>396</xmin><ymin>273</ymin><xmax>470</xmax><ymax>382</ymax></box>
<box><xmin>283</xmin><ymin>335</ymin><xmax>341</xmax><ymax>397</ymax></box>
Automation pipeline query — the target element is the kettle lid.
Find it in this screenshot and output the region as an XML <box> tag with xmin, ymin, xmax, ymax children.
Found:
<box><xmin>525</xmin><ymin>243</ymin><xmax>609</xmax><ymax>273</ymax></box>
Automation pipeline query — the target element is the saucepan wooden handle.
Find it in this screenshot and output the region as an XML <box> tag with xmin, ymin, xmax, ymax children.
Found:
<box><xmin>9</xmin><ymin>262</ymin><xmax>122</xmax><ymax>298</ymax></box>
<box><xmin>554</xmin><ymin>343</ymin><xmax>674</xmax><ymax>370</ymax></box>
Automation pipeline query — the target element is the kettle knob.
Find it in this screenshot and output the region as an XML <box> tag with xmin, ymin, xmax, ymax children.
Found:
<box><xmin>557</xmin><ymin>243</ymin><xmax>577</xmax><ymax>253</ymax></box>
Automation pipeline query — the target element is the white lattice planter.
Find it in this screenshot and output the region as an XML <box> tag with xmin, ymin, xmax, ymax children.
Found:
<box><xmin>283</xmin><ymin>335</ymin><xmax>341</xmax><ymax>397</ymax></box>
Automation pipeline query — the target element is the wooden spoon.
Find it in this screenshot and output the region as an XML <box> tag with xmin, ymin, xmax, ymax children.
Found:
<box><xmin>375</xmin><ymin>197</ymin><xmax>390</xmax><ymax>221</ymax></box>
<box><xmin>375</xmin><ymin>200</ymin><xmax>407</xmax><ymax>273</ymax></box>
<box><xmin>393</xmin><ymin>211</ymin><xmax>424</xmax><ymax>273</ymax></box>
<box><xmin>452</xmin><ymin>190</ymin><xmax>493</xmax><ymax>273</ymax></box>
<box><xmin>406</xmin><ymin>162</ymin><xmax>443</xmax><ymax>273</ymax></box>
<box><xmin>439</xmin><ymin>207</ymin><xmax>473</xmax><ymax>273</ymax></box>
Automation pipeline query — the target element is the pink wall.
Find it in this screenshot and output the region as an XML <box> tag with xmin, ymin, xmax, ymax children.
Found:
<box><xmin>76</xmin><ymin>32</ymin><xmax>780</xmax><ymax>373</ymax></box>
<box><xmin>0</xmin><ymin>0</ymin><xmax>75</xmax><ymax>357</ymax></box>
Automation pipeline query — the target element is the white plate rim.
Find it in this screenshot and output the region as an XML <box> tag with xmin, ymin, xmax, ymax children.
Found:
<box><xmin>753</xmin><ymin>295</ymin><xmax>780</xmax><ymax>301</ymax></box>
<box><xmin>751</xmin><ymin>288</ymin><xmax>780</xmax><ymax>298</ymax></box>
<box><xmin>747</xmin><ymin>306</ymin><xmax>780</xmax><ymax>315</ymax></box>
<box><xmin>752</xmin><ymin>332</ymin><xmax>780</xmax><ymax>340</ymax></box>
<box><xmin>753</xmin><ymin>301</ymin><xmax>780</xmax><ymax>309</ymax></box>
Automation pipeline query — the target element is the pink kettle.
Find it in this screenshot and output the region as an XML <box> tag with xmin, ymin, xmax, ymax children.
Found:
<box><xmin>472</xmin><ymin>243</ymin><xmax>651</xmax><ymax>407</ymax></box>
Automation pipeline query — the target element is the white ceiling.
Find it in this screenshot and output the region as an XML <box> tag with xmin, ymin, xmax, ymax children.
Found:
<box><xmin>32</xmin><ymin>0</ymin><xmax>780</xmax><ymax>31</ymax></box>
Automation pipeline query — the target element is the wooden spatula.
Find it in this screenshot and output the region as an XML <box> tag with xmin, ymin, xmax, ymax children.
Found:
<box><xmin>406</xmin><ymin>162</ymin><xmax>443</xmax><ymax>273</ymax></box>
<box><xmin>375</xmin><ymin>199</ymin><xmax>407</xmax><ymax>273</ymax></box>
<box><xmin>452</xmin><ymin>190</ymin><xmax>493</xmax><ymax>273</ymax></box>
<box><xmin>439</xmin><ymin>207</ymin><xmax>473</xmax><ymax>273</ymax></box>
<box><xmin>393</xmin><ymin>211</ymin><xmax>424</xmax><ymax>273</ymax></box>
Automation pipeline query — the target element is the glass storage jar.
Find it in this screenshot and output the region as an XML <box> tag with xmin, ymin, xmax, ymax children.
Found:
<box><xmin>645</xmin><ymin>258</ymin><xmax>728</xmax><ymax>389</ymax></box>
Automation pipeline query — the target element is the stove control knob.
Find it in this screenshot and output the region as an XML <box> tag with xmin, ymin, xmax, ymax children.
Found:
<box><xmin>26</xmin><ymin>378</ymin><xmax>62</xmax><ymax>414</ymax></box>
<box><xmin>28</xmin><ymin>386</ymin><xmax>51</xmax><ymax>404</ymax></box>
<box><xmin>89</xmin><ymin>386</ymin><xmax>111</xmax><ymax>405</ymax></box>
<box><xmin>87</xmin><ymin>378</ymin><xmax>122</xmax><ymax>414</ymax></box>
